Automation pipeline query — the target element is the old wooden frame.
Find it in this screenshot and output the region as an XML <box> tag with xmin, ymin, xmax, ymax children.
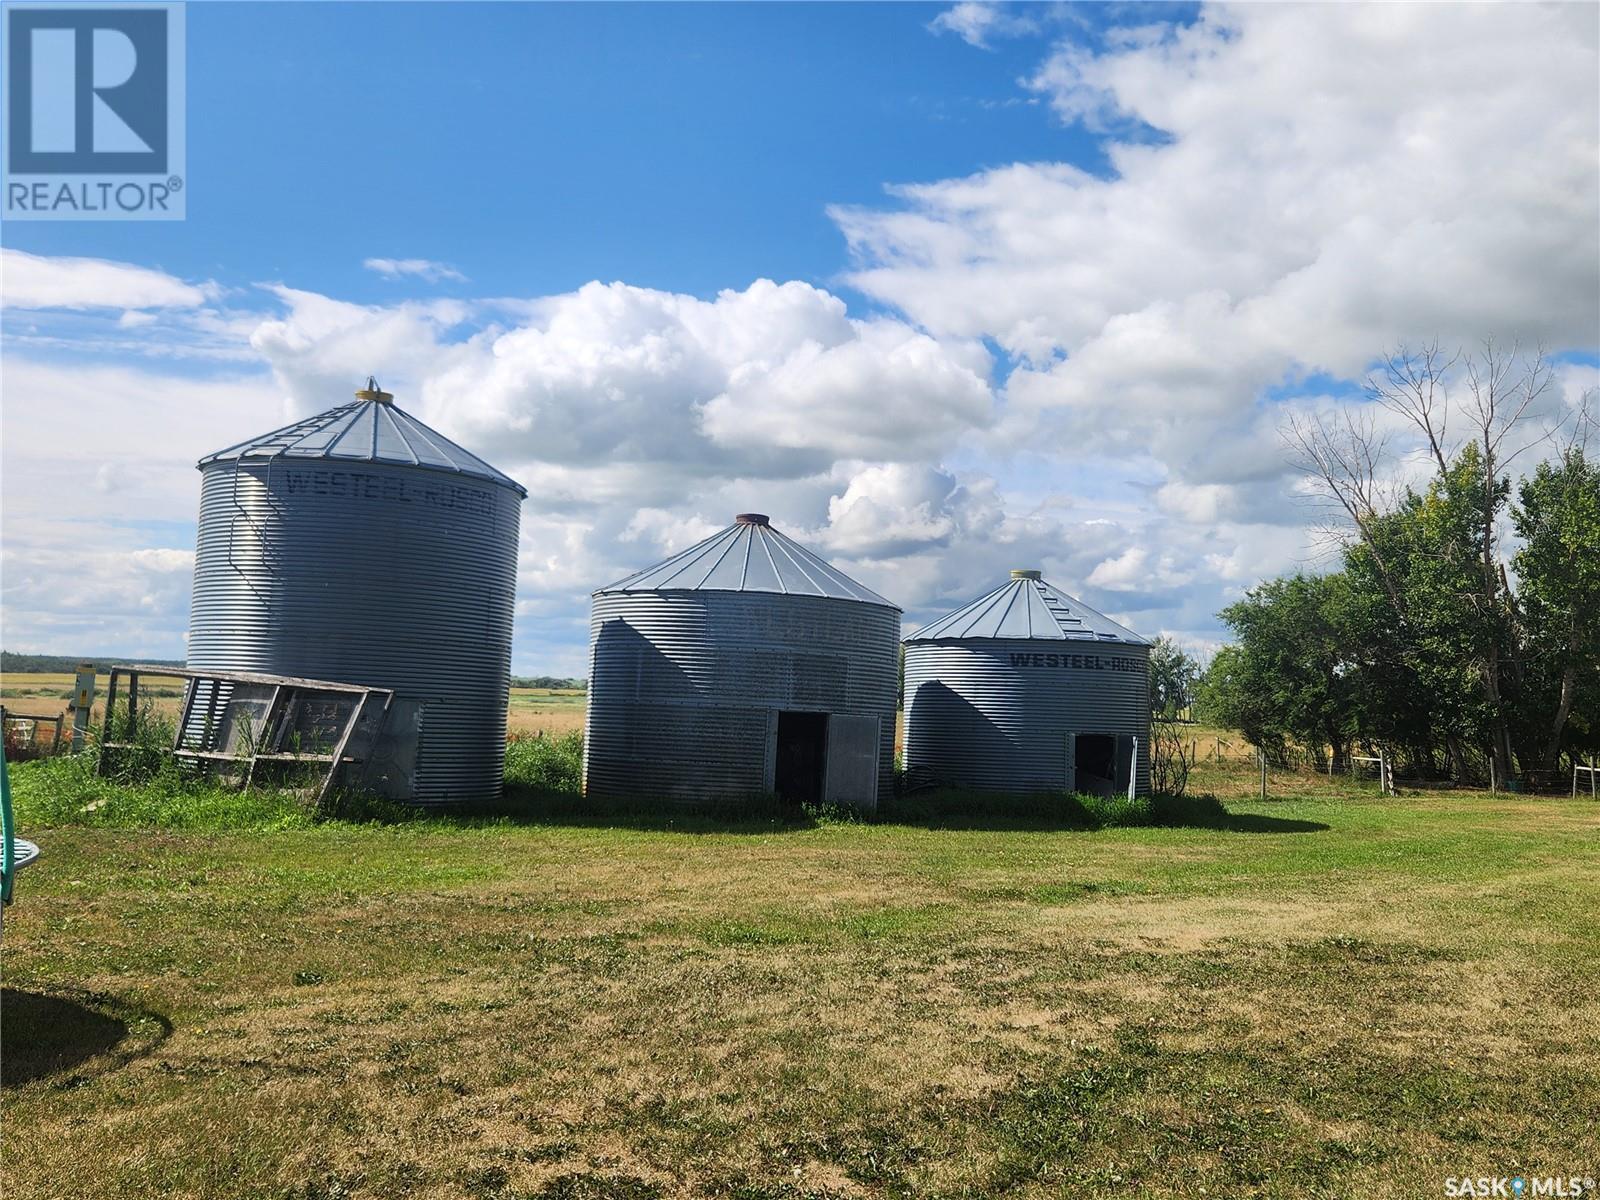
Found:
<box><xmin>97</xmin><ymin>665</ymin><xmax>394</xmax><ymax>807</ymax></box>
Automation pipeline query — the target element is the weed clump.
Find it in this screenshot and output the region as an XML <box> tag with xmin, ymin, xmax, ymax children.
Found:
<box><xmin>503</xmin><ymin>731</ymin><xmax>584</xmax><ymax>795</ymax></box>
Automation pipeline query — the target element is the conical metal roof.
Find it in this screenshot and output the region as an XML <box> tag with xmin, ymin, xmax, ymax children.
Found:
<box><xmin>597</xmin><ymin>514</ymin><xmax>898</xmax><ymax>609</ymax></box>
<box><xmin>198</xmin><ymin>385</ymin><xmax>527</xmax><ymax>497</ymax></box>
<box><xmin>906</xmin><ymin>570</ymin><xmax>1148</xmax><ymax>645</ymax></box>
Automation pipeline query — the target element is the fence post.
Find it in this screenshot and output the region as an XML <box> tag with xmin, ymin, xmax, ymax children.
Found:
<box><xmin>1258</xmin><ymin>748</ymin><xmax>1268</xmax><ymax>800</ymax></box>
<box><xmin>1128</xmin><ymin>737</ymin><xmax>1138</xmax><ymax>801</ymax></box>
<box><xmin>1592</xmin><ymin>759</ymin><xmax>1597</xmax><ymax>801</ymax></box>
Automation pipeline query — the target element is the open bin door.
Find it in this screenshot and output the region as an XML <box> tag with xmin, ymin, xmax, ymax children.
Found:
<box><xmin>823</xmin><ymin>714</ymin><xmax>880</xmax><ymax>813</ymax></box>
<box><xmin>1116</xmin><ymin>733</ymin><xmax>1138</xmax><ymax>797</ymax></box>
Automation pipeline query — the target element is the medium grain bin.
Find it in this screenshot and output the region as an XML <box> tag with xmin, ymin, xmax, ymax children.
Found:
<box><xmin>583</xmin><ymin>514</ymin><xmax>899</xmax><ymax>811</ymax></box>
<box><xmin>187</xmin><ymin>380</ymin><xmax>526</xmax><ymax>803</ymax></box>
<box><xmin>903</xmin><ymin>570</ymin><xmax>1151</xmax><ymax>796</ymax></box>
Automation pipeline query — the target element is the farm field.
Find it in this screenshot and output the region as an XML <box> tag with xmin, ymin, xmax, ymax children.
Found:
<box><xmin>507</xmin><ymin>686</ymin><xmax>586</xmax><ymax>738</ymax></box>
<box><xmin>1</xmin><ymin>670</ymin><xmax>585</xmax><ymax>741</ymax></box>
<box><xmin>0</xmin><ymin>670</ymin><xmax>188</xmax><ymax>724</ymax></box>
<box><xmin>4</xmin><ymin>752</ymin><xmax>1596</xmax><ymax>1200</ymax></box>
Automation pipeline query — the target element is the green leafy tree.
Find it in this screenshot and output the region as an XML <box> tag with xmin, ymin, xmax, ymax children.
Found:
<box><xmin>1194</xmin><ymin>643</ymin><xmax>1281</xmax><ymax>754</ymax></box>
<box><xmin>1148</xmin><ymin>636</ymin><xmax>1200</xmax><ymax>718</ymax></box>
<box><xmin>1283</xmin><ymin>340</ymin><xmax>1556</xmax><ymax>783</ymax></box>
<box><xmin>1513</xmin><ymin>448</ymin><xmax>1600</xmax><ymax>769</ymax></box>
<box><xmin>1208</xmin><ymin>574</ymin><xmax>1358</xmax><ymax>769</ymax></box>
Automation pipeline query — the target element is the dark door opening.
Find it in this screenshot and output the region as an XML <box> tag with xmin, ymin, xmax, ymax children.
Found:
<box><xmin>1074</xmin><ymin>732</ymin><xmax>1117</xmax><ymax>796</ymax></box>
<box><xmin>774</xmin><ymin>711</ymin><xmax>828</xmax><ymax>807</ymax></box>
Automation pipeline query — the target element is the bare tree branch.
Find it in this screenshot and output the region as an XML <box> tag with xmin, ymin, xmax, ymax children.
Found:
<box><xmin>1367</xmin><ymin>340</ymin><xmax>1458</xmax><ymax>478</ymax></box>
<box><xmin>1281</xmin><ymin>407</ymin><xmax>1405</xmax><ymax>615</ymax></box>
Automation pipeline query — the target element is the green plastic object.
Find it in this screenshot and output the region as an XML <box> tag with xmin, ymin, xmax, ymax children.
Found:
<box><xmin>2</xmin><ymin>736</ymin><xmax>14</xmax><ymax>905</ymax></box>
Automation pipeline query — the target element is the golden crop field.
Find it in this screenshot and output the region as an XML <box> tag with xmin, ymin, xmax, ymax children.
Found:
<box><xmin>2</xmin><ymin>672</ymin><xmax>585</xmax><ymax>741</ymax></box>
<box><xmin>507</xmin><ymin>687</ymin><xmax>586</xmax><ymax>737</ymax></box>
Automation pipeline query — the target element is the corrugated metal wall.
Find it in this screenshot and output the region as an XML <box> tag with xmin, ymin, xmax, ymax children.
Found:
<box><xmin>583</xmin><ymin>591</ymin><xmax>899</xmax><ymax>808</ymax></box>
<box><xmin>187</xmin><ymin>458</ymin><xmax>522</xmax><ymax>803</ymax></box>
<box><xmin>904</xmin><ymin>640</ymin><xmax>1152</xmax><ymax>795</ymax></box>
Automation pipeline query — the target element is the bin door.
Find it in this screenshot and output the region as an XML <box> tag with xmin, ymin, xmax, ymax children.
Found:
<box><xmin>1116</xmin><ymin>733</ymin><xmax>1137</xmax><ymax>796</ymax></box>
<box><xmin>364</xmin><ymin>698</ymin><xmax>426</xmax><ymax>800</ymax></box>
<box><xmin>823</xmin><ymin>714</ymin><xmax>880</xmax><ymax>812</ymax></box>
<box><xmin>762</xmin><ymin>709</ymin><xmax>780</xmax><ymax>793</ymax></box>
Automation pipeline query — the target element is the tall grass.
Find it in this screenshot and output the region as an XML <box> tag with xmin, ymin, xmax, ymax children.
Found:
<box><xmin>503</xmin><ymin>731</ymin><xmax>584</xmax><ymax>795</ymax></box>
<box><xmin>10</xmin><ymin>750</ymin><xmax>315</xmax><ymax>830</ymax></box>
<box><xmin>10</xmin><ymin>703</ymin><xmax>314</xmax><ymax>831</ymax></box>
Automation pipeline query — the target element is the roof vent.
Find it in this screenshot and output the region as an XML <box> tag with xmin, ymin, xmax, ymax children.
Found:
<box><xmin>355</xmin><ymin>376</ymin><xmax>394</xmax><ymax>404</ymax></box>
<box><xmin>1010</xmin><ymin>569</ymin><xmax>1042</xmax><ymax>580</ymax></box>
<box><xmin>734</xmin><ymin>513</ymin><xmax>770</xmax><ymax>526</ymax></box>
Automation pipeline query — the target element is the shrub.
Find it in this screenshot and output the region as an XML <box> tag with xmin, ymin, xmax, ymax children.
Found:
<box><xmin>504</xmin><ymin>731</ymin><xmax>584</xmax><ymax>796</ymax></box>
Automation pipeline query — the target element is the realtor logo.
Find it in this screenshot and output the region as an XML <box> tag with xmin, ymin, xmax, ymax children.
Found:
<box><xmin>3</xmin><ymin>2</ymin><xmax>185</xmax><ymax>219</ymax></box>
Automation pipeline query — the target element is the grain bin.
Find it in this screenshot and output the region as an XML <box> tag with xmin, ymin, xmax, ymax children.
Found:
<box><xmin>903</xmin><ymin>570</ymin><xmax>1151</xmax><ymax>796</ymax></box>
<box><xmin>188</xmin><ymin>380</ymin><xmax>526</xmax><ymax>803</ymax></box>
<box><xmin>584</xmin><ymin>514</ymin><xmax>899</xmax><ymax>812</ymax></box>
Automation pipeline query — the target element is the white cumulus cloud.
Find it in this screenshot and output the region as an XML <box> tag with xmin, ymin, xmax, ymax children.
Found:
<box><xmin>3</xmin><ymin>3</ymin><xmax>1594</xmax><ymax>669</ymax></box>
<box><xmin>0</xmin><ymin>248</ymin><xmax>212</xmax><ymax>311</ymax></box>
<box><xmin>363</xmin><ymin>257</ymin><xmax>468</xmax><ymax>283</ymax></box>
<box><xmin>838</xmin><ymin>3</ymin><xmax>1599</xmax><ymax>501</ymax></box>
<box><xmin>929</xmin><ymin>2</ymin><xmax>1038</xmax><ymax>49</ymax></box>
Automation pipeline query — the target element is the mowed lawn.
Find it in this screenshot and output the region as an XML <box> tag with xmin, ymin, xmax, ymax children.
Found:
<box><xmin>3</xmin><ymin>780</ymin><xmax>1597</xmax><ymax>1199</ymax></box>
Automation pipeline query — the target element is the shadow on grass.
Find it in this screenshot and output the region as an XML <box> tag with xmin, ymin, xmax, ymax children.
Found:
<box><xmin>378</xmin><ymin>786</ymin><xmax>1327</xmax><ymax>836</ymax></box>
<box><xmin>876</xmin><ymin>790</ymin><xmax>1330</xmax><ymax>833</ymax></box>
<box><xmin>463</xmin><ymin>785</ymin><xmax>823</xmax><ymax>834</ymax></box>
<box><xmin>1</xmin><ymin>988</ymin><xmax>172</xmax><ymax>1087</ymax></box>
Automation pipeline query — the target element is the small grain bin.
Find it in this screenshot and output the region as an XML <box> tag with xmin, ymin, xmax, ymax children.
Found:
<box><xmin>903</xmin><ymin>570</ymin><xmax>1151</xmax><ymax>796</ymax></box>
<box><xmin>584</xmin><ymin>514</ymin><xmax>899</xmax><ymax>811</ymax></box>
<box><xmin>188</xmin><ymin>380</ymin><xmax>526</xmax><ymax>803</ymax></box>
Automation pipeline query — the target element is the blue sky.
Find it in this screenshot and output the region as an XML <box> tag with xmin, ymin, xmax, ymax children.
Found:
<box><xmin>7</xmin><ymin>3</ymin><xmax>1132</xmax><ymax>315</ymax></box>
<box><xmin>2</xmin><ymin>2</ymin><xmax>1596</xmax><ymax>673</ymax></box>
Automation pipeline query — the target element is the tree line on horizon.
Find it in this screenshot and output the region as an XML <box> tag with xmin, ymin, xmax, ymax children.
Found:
<box><xmin>1167</xmin><ymin>342</ymin><xmax>1597</xmax><ymax>785</ymax></box>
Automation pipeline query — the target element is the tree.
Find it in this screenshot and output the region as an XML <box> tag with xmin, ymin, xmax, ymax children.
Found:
<box><xmin>1513</xmin><ymin>448</ymin><xmax>1600</xmax><ymax>770</ymax></box>
<box><xmin>1204</xmin><ymin>575</ymin><xmax>1358</xmax><ymax>769</ymax></box>
<box><xmin>1148</xmin><ymin>636</ymin><xmax>1200</xmax><ymax>718</ymax></box>
<box><xmin>1194</xmin><ymin>644</ymin><xmax>1273</xmax><ymax>748</ymax></box>
<box><xmin>1282</xmin><ymin>339</ymin><xmax>1555</xmax><ymax>784</ymax></box>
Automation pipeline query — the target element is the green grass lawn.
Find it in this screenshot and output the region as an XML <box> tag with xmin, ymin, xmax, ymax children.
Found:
<box><xmin>3</xmin><ymin>765</ymin><xmax>1597</xmax><ymax>1199</ymax></box>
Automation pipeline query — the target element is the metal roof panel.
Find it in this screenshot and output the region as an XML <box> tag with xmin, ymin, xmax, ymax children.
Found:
<box><xmin>199</xmin><ymin>398</ymin><xmax>528</xmax><ymax>497</ymax></box>
<box><xmin>597</xmin><ymin>519</ymin><xmax>899</xmax><ymax>609</ymax></box>
<box><xmin>905</xmin><ymin>575</ymin><xmax>1149</xmax><ymax>645</ymax></box>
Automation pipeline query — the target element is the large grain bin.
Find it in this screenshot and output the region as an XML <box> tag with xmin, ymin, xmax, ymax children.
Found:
<box><xmin>584</xmin><ymin>514</ymin><xmax>899</xmax><ymax>811</ymax></box>
<box><xmin>187</xmin><ymin>379</ymin><xmax>526</xmax><ymax>803</ymax></box>
<box><xmin>903</xmin><ymin>570</ymin><xmax>1151</xmax><ymax>796</ymax></box>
